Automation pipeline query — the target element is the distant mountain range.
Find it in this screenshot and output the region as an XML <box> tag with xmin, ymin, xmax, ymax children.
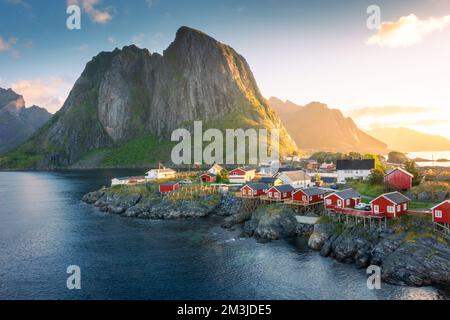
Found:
<box><xmin>268</xmin><ymin>97</ymin><xmax>388</xmax><ymax>154</ymax></box>
<box><xmin>0</xmin><ymin>27</ymin><xmax>296</xmax><ymax>169</ymax></box>
<box><xmin>367</xmin><ymin>127</ymin><xmax>450</xmax><ymax>152</ymax></box>
<box><xmin>0</xmin><ymin>88</ymin><xmax>51</xmax><ymax>154</ymax></box>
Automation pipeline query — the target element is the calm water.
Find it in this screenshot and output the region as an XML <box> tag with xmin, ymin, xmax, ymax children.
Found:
<box><xmin>0</xmin><ymin>170</ymin><xmax>447</xmax><ymax>300</ymax></box>
<box><xmin>407</xmin><ymin>151</ymin><xmax>450</xmax><ymax>167</ymax></box>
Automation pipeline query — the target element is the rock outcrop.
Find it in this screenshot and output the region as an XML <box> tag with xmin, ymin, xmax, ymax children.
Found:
<box><xmin>83</xmin><ymin>186</ymin><xmax>225</xmax><ymax>220</ymax></box>
<box><xmin>308</xmin><ymin>217</ymin><xmax>450</xmax><ymax>287</ymax></box>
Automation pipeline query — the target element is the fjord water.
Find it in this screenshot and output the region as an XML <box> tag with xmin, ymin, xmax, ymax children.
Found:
<box><xmin>0</xmin><ymin>171</ymin><xmax>447</xmax><ymax>300</ymax></box>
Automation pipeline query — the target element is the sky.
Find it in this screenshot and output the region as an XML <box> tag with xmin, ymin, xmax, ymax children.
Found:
<box><xmin>0</xmin><ymin>0</ymin><xmax>449</xmax><ymax>138</ymax></box>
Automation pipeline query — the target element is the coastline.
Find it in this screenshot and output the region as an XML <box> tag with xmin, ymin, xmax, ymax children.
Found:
<box><xmin>82</xmin><ymin>185</ymin><xmax>450</xmax><ymax>290</ymax></box>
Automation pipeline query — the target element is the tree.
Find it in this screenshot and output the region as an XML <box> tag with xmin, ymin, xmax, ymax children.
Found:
<box><xmin>404</xmin><ymin>160</ymin><xmax>422</xmax><ymax>186</ymax></box>
<box><xmin>364</xmin><ymin>154</ymin><xmax>386</xmax><ymax>185</ymax></box>
<box><xmin>216</xmin><ymin>169</ymin><xmax>229</xmax><ymax>184</ymax></box>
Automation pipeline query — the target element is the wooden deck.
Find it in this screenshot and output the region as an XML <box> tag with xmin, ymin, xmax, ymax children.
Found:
<box><xmin>284</xmin><ymin>200</ymin><xmax>324</xmax><ymax>207</ymax></box>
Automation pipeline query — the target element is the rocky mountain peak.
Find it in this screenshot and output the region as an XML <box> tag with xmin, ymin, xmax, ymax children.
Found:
<box><xmin>0</xmin><ymin>87</ymin><xmax>25</xmax><ymax>111</ymax></box>
<box><xmin>2</xmin><ymin>27</ymin><xmax>296</xmax><ymax>168</ymax></box>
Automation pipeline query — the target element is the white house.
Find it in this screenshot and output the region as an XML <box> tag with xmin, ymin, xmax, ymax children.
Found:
<box><xmin>336</xmin><ymin>159</ymin><xmax>374</xmax><ymax>183</ymax></box>
<box><xmin>145</xmin><ymin>168</ymin><xmax>176</xmax><ymax>180</ymax></box>
<box><xmin>258</xmin><ymin>161</ymin><xmax>279</xmax><ymax>177</ymax></box>
<box><xmin>111</xmin><ymin>177</ymin><xmax>130</xmax><ymax>186</ymax></box>
<box><xmin>277</xmin><ymin>170</ymin><xmax>312</xmax><ymax>188</ymax></box>
<box><xmin>208</xmin><ymin>164</ymin><xmax>224</xmax><ymax>175</ymax></box>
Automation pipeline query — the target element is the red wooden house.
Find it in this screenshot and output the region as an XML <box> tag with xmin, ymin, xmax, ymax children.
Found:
<box><xmin>324</xmin><ymin>189</ymin><xmax>361</xmax><ymax>210</ymax></box>
<box><xmin>159</xmin><ymin>182</ymin><xmax>180</xmax><ymax>193</ymax></box>
<box><xmin>240</xmin><ymin>183</ymin><xmax>268</xmax><ymax>198</ymax></box>
<box><xmin>293</xmin><ymin>188</ymin><xmax>327</xmax><ymax>204</ymax></box>
<box><xmin>266</xmin><ymin>184</ymin><xmax>295</xmax><ymax>201</ymax></box>
<box><xmin>370</xmin><ymin>192</ymin><xmax>410</xmax><ymax>218</ymax></box>
<box><xmin>384</xmin><ymin>168</ymin><xmax>413</xmax><ymax>191</ymax></box>
<box><xmin>229</xmin><ymin>167</ymin><xmax>256</xmax><ymax>184</ymax></box>
<box><xmin>200</xmin><ymin>173</ymin><xmax>216</xmax><ymax>183</ymax></box>
<box><xmin>431</xmin><ymin>200</ymin><xmax>450</xmax><ymax>224</ymax></box>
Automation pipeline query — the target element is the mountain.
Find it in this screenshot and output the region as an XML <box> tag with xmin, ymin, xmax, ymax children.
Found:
<box><xmin>368</xmin><ymin>127</ymin><xmax>450</xmax><ymax>152</ymax></box>
<box><xmin>0</xmin><ymin>88</ymin><xmax>52</xmax><ymax>154</ymax></box>
<box><xmin>0</xmin><ymin>27</ymin><xmax>296</xmax><ymax>169</ymax></box>
<box><xmin>268</xmin><ymin>97</ymin><xmax>388</xmax><ymax>154</ymax></box>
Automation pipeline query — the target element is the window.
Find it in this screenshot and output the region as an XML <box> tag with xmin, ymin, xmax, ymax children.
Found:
<box><xmin>403</xmin><ymin>203</ymin><xmax>407</xmax><ymax>210</ymax></box>
<box><xmin>326</xmin><ymin>199</ymin><xmax>332</xmax><ymax>205</ymax></box>
<box><xmin>283</xmin><ymin>193</ymin><xmax>287</xmax><ymax>197</ymax></box>
<box><xmin>387</xmin><ymin>206</ymin><xmax>395</xmax><ymax>213</ymax></box>
<box><xmin>274</xmin><ymin>192</ymin><xmax>279</xmax><ymax>198</ymax></box>
<box><xmin>346</xmin><ymin>199</ymin><xmax>350</xmax><ymax>205</ymax></box>
<box><xmin>374</xmin><ymin>205</ymin><xmax>379</xmax><ymax>213</ymax></box>
<box><xmin>435</xmin><ymin>210</ymin><xmax>443</xmax><ymax>218</ymax></box>
<box><xmin>397</xmin><ymin>205</ymin><xmax>401</xmax><ymax>211</ymax></box>
<box><xmin>337</xmin><ymin>200</ymin><xmax>342</xmax><ymax>207</ymax></box>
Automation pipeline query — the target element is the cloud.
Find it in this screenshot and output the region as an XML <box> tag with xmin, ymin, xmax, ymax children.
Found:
<box><xmin>68</xmin><ymin>0</ymin><xmax>113</xmax><ymax>24</ymax></box>
<box><xmin>3</xmin><ymin>0</ymin><xmax>31</xmax><ymax>8</ymax></box>
<box><xmin>10</xmin><ymin>78</ymin><xmax>71</xmax><ymax>113</ymax></box>
<box><xmin>146</xmin><ymin>0</ymin><xmax>158</xmax><ymax>9</ymax></box>
<box><xmin>0</xmin><ymin>36</ymin><xmax>19</xmax><ymax>57</ymax></box>
<box><xmin>347</xmin><ymin>106</ymin><xmax>431</xmax><ymax>118</ymax></box>
<box><xmin>366</xmin><ymin>14</ymin><xmax>450</xmax><ymax>47</ymax></box>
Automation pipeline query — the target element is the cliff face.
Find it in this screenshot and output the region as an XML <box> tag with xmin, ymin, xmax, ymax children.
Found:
<box><xmin>269</xmin><ymin>97</ymin><xmax>388</xmax><ymax>154</ymax></box>
<box><xmin>2</xmin><ymin>27</ymin><xmax>296</xmax><ymax>168</ymax></box>
<box><xmin>0</xmin><ymin>88</ymin><xmax>51</xmax><ymax>154</ymax></box>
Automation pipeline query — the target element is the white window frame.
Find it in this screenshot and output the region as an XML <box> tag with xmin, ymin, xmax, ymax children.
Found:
<box><xmin>397</xmin><ymin>205</ymin><xmax>401</xmax><ymax>211</ymax></box>
<box><xmin>326</xmin><ymin>199</ymin><xmax>332</xmax><ymax>205</ymax></box>
<box><xmin>435</xmin><ymin>210</ymin><xmax>443</xmax><ymax>218</ymax></box>
<box><xmin>337</xmin><ymin>200</ymin><xmax>342</xmax><ymax>207</ymax></box>
<box><xmin>387</xmin><ymin>206</ymin><xmax>395</xmax><ymax>213</ymax></box>
<box><xmin>373</xmin><ymin>205</ymin><xmax>379</xmax><ymax>214</ymax></box>
<box><xmin>403</xmin><ymin>203</ymin><xmax>407</xmax><ymax>210</ymax></box>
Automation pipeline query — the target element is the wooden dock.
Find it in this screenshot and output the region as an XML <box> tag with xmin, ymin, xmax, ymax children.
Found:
<box><xmin>328</xmin><ymin>207</ymin><xmax>387</xmax><ymax>231</ymax></box>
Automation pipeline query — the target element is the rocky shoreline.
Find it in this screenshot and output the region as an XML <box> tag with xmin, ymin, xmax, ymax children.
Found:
<box><xmin>82</xmin><ymin>187</ymin><xmax>450</xmax><ymax>289</ymax></box>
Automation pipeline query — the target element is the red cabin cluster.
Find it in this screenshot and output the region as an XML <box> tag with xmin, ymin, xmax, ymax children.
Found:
<box><xmin>384</xmin><ymin>168</ymin><xmax>413</xmax><ymax>191</ymax></box>
<box><xmin>293</xmin><ymin>188</ymin><xmax>327</xmax><ymax>204</ymax></box>
<box><xmin>432</xmin><ymin>200</ymin><xmax>450</xmax><ymax>224</ymax></box>
<box><xmin>370</xmin><ymin>192</ymin><xmax>410</xmax><ymax>218</ymax></box>
<box><xmin>267</xmin><ymin>184</ymin><xmax>295</xmax><ymax>201</ymax></box>
<box><xmin>240</xmin><ymin>183</ymin><xmax>268</xmax><ymax>197</ymax></box>
<box><xmin>159</xmin><ymin>182</ymin><xmax>180</xmax><ymax>193</ymax></box>
<box><xmin>324</xmin><ymin>189</ymin><xmax>361</xmax><ymax>210</ymax></box>
<box><xmin>200</xmin><ymin>173</ymin><xmax>216</xmax><ymax>183</ymax></box>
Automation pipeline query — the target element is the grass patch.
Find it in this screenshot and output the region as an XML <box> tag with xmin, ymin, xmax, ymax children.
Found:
<box><xmin>101</xmin><ymin>135</ymin><xmax>175</xmax><ymax>167</ymax></box>
<box><xmin>346</xmin><ymin>180</ymin><xmax>384</xmax><ymax>198</ymax></box>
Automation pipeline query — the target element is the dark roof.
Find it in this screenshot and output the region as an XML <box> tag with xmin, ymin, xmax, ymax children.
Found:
<box><xmin>336</xmin><ymin>159</ymin><xmax>375</xmax><ymax>170</ymax></box>
<box><xmin>334</xmin><ymin>188</ymin><xmax>361</xmax><ymax>200</ymax></box>
<box><xmin>381</xmin><ymin>192</ymin><xmax>411</xmax><ymax>204</ymax></box>
<box><xmin>259</xmin><ymin>177</ymin><xmax>278</xmax><ymax>184</ymax></box>
<box><xmin>322</xmin><ymin>177</ymin><xmax>337</xmax><ymax>183</ymax></box>
<box><xmin>311</xmin><ymin>176</ymin><xmax>336</xmax><ymax>183</ymax></box>
<box><xmin>296</xmin><ymin>187</ymin><xmax>328</xmax><ymax>196</ymax></box>
<box><xmin>278</xmin><ymin>167</ymin><xmax>300</xmax><ymax>172</ymax></box>
<box><xmin>242</xmin><ymin>182</ymin><xmax>268</xmax><ymax>191</ymax></box>
<box><xmin>272</xmin><ymin>184</ymin><xmax>295</xmax><ymax>193</ymax></box>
